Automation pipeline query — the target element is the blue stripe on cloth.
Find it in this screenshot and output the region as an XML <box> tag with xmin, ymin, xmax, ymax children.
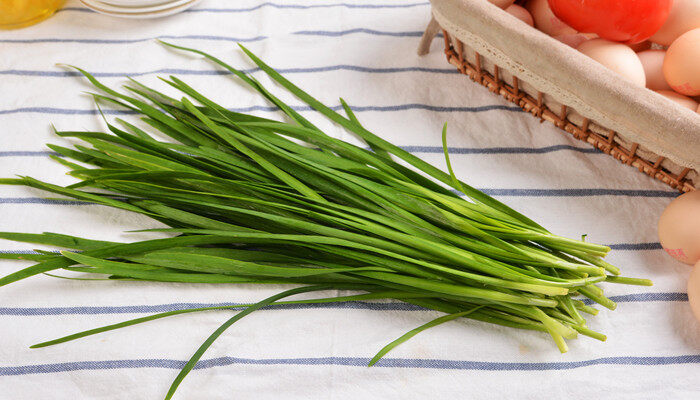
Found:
<box><xmin>0</xmin><ymin>243</ymin><xmax>662</xmax><ymax>254</ymax></box>
<box><xmin>0</xmin><ymin>301</ymin><xmax>423</xmax><ymax>316</ymax></box>
<box><xmin>57</xmin><ymin>2</ymin><xmax>431</xmax><ymax>13</ymax></box>
<box><xmin>0</xmin><ymin>242</ymin><xmax>663</xmax><ymax>258</ymax></box>
<box><xmin>2</xmin><ymin>354</ymin><xmax>698</xmax><ymax>376</ymax></box>
<box><xmin>0</xmin><ymin>187</ymin><xmax>677</xmax><ymax>206</ymax></box>
<box><xmin>0</xmin><ymin>65</ymin><xmax>458</xmax><ymax>77</ymax></box>
<box><xmin>0</xmin><ymin>241</ymin><xmax>660</xmax><ymax>256</ymax></box>
<box><xmin>0</xmin><ymin>30</ymin><xmax>438</xmax><ymax>45</ymax></box>
<box><xmin>0</xmin><ymin>292</ymin><xmax>686</xmax><ymax>316</ymax></box>
<box><xmin>0</xmin><ymin>104</ymin><xmax>522</xmax><ymax>115</ymax></box>
<box><xmin>0</xmin><ymin>151</ymin><xmax>58</xmax><ymax>157</ymax></box>
<box><xmin>607</xmin><ymin>242</ymin><xmax>663</xmax><ymax>250</ymax></box>
<box><xmin>0</xmin><ymin>198</ymin><xmax>90</xmax><ymax>205</ymax></box>
<box><xmin>336</xmin><ymin>104</ymin><xmax>518</xmax><ymax>112</ymax></box>
<box><xmin>476</xmin><ymin>188</ymin><xmax>679</xmax><ymax>198</ymax></box>
<box><xmin>0</xmin><ymin>35</ymin><xmax>267</xmax><ymax>44</ymax></box>
<box><xmin>580</xmin><ymin>292</ymin><xmax>688</xmax><ymax>306</ymax></box>
<box><xmin>294</xmin><ymin>29</ymin><xmax>425</xmax><ymax>37</ymax></box>
<box><xmin>0</xmin><ymin>145</ymin><xmax>596</xmax><ymax>157</ymax></box>
<box><xmin>187</xmin><ymin>2</ymin><xmax>430</xmax><ymax>11</ymax></box>
<box><xmin>0</xmin><ymin>107</ymin><xmax>136</xmax><ymax>115</ymax></box>
<box><xmin>403</xmin><ymin>145</ymin><xmax>599</xmax><ymax>154</ymax></box>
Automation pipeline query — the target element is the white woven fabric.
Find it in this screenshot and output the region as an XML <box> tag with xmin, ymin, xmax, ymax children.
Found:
<box><xmin>1</xmin><ymin>1</ymin><xmax>698</xmax><ymax>399</ymax></box>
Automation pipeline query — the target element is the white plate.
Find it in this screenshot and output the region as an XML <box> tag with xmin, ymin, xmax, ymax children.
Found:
<box><xmin>82</xmin><ymin>0</ymin><xmax>193</xmax><ymax>14</ymax></box>
<box><xmin>99</xmin><ymin>0</ymin><xmax>175</xmax><ymax>6</ymax></box>
<box><xmin>81</xmin><ymin>0</ymin><xmax>201</xmax><ymax>18</ymax></box>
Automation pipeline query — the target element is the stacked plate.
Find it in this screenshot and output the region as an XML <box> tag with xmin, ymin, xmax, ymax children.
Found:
<box><xmin>80</xmin><ymin>0</ymin><xmax>202</xmax><ymax>19</ymax></box>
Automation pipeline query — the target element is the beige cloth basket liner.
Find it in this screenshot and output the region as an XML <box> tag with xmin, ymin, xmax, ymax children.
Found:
<box><xmin>426</xmin><ymin>0</ymin><xmax>699</xmax><ymax>188</ymax></box>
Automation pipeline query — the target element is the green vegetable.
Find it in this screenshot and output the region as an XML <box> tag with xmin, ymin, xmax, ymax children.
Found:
<box><xmin>0</xmin><ymin>43</ymin><xmax>652</xmax><ymax>400</ymax></box>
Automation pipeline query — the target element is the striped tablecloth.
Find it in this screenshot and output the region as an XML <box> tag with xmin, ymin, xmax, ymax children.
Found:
<box><xmin>1</xmin><ymin>1</ymin><xmax>698</xmax><ymax>398</ymax></box>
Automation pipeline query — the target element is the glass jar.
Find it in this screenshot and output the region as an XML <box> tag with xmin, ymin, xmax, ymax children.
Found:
<box><xmin>0</xmin><ymin>0</ymin><xmax>65</xmax><ymax>30</ymax></box>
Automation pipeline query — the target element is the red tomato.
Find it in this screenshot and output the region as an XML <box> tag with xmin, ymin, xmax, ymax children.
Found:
<box><xmin>547</xmin><ymin>0</ymin><xmax>673</xmax><ymax>44</ymax></box>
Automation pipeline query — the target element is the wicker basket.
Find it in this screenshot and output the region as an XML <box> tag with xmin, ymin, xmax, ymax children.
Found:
<box><xmin>420</xmin><ymin>0</ymin><xmax>699</xmax><ymax>192</ymax></box>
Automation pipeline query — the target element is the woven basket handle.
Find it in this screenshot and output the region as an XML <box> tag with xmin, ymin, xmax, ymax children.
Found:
<box><xmin>418</xmin><ymin>17</ymin><xmax>440</xmax><ymax>56</ymax></box>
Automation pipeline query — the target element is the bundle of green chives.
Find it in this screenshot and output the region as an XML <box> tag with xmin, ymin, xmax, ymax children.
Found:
<box><xmin>0</xmin><ymin>42</ymin><xmax>651</xmax><ymax>399</ymax></box>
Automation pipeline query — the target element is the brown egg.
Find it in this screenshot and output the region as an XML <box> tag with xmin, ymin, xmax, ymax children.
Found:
<box><xmin>656</xmin><ymin>90</ymin><xmax>699</xmax><ymax>110</ymax></box>
<box><xmin>687</xmin><ymin>262</ymin><xmax>700</xmax><ymax>322</ymax></box>
<box><xmin>489</xmin><ymin>0</ymin><xmax>516</xmax><ymax>8</ymax></box>
<box><xmin>504</xmin><ymin>4</ymin><xmax>534</xmax><ymax>26</ymax></box>
<box><xmin>577</xmin><ymin>39</ymin><xmax>646</xmax><ymax>87</ymax></box>
<box><xmin>663</xmin><ymin>28</ymin><xmax>700</xmax><ymax>96</ymax></box>
<box><xmin>526</xmin><ymin>0</ymin><xmax>577</xmax><ymax>36</ymax></box>
<box><xmin>658</xmin><ymin>190</ymin><xmax>700</xmax><ymax>265</ymax></box>
<box><xmin>638</xmin><ymin>50</ymin><xmax>672</xmax><ymax>91</ymax></box>
<box><xmin>650</xmin><ymin>0</ymin><xmax>700</xmax><ymax>46</ymax></box>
